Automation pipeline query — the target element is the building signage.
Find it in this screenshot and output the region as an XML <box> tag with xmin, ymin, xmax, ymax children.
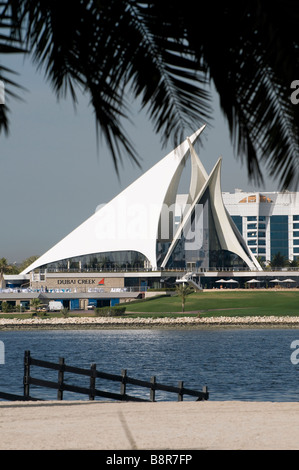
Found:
<box><xmin>57</xmin><ymin>278</ymin><xmax>104</xmax><ymax>285</ymax></box>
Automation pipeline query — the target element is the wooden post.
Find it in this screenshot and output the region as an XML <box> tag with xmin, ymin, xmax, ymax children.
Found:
<box><xmin>178</xmin><ymin>380</ymin><xmax>184</xmax><ymax>401</ymax></box>
<box><xmin>120</xmin><ymin>369</ymin><xmax>127</xmax><ymax>398</ymax></box>
<box><xmin>150</xmin><ymin>376</ymin><xmax>156</xmax><ymax>402</ymax></box>
<box><xmin>23</xmin><ymin>350</ymin><xmax>31</xmax><ymax>400</ymax></box>
<box><xmin>89</xmin><ymin>363</ymin><xmax>97</xmax><ymax>400</ymax></box>
<box><xmin>57</xmin><ymin>357</ymin><xmax>65</xmax><ymax>400</ymax></box>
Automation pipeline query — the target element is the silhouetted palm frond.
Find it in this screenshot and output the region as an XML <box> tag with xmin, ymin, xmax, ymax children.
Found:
<box><xmin>1</xmin><ymin>0</ymin><xmax>299</xmax><ymax>188</ymax></box>
<box><xmin>0</xmin><ymin>0</ymin><xmax>27</xmax><ymax>134</ymax></box>
<box><xmin>183</xmin><ymin>1</ymin><xmax>299</xmax><ymax>189</ymax></box>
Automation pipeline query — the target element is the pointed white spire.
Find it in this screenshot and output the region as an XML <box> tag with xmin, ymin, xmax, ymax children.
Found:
<box><xmin>22</xmin><ymin>126</ymin><xmax>206</xmax><ymax>274</ymax></box>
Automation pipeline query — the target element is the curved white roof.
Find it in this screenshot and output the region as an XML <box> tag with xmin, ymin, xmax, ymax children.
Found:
<box><xmin>22</xmin><ymin>126</ymin><xmax>206</xmax><ymax>274</ymax></box>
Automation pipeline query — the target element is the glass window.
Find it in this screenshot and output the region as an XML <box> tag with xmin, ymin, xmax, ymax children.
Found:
<box><xmin>247</xmin><ymin>223</ymin><xmax>257</xmax><ymax>229</ymax></box>
<box><xmin>271</xmin><ymin>215</ymin><xmax>288</xmax><ymax>224</ymax></box>
<box><xmin>248</xmin><ymin>240</ymin><xmax>256</xmax><ymax>246</ymax></box>
<box><xmin>294</xmin><ymin>240</ymin><xmax>299</xmax><ymax>245</ymax></box>
<box><xmin>247</xmin><ymin>232</ymin><xmax>257</xmax><ymax>238</ymax></box>
<box><xmin>259</xmin><ymin>216</ymin><xmax>266</xmax><ymax>221</ymax></box>
<box><xmin>294</xmin><ymin>232</ymin><xmax>299</xmax><ymax>238</ymax></box>
<box><xmin>42</xmin><ymin>250</ymin><xmax>149</xmax><ymax>271</ymax></box>
<box><xmin>293</xmin><ymin>215</ymin><xmax>299</xmax><ymax>221</ymax></box>
<box><xmin>258</xmin><ymin>239</ymin><xmax>266</xmax><ymax>246</ymax></box>
<box><xmin>231</xmin><ymin>216</ymin><xmax>242</xmax><ymax>235</ymax></box>
<box><xmin>271</xmin><ymin>231</ymin><xmax>288</xmax><ymax>240</ymax></box>
<box><xmin>294</xmin><ymin>223</ymin><xmax>299</xmax><ymax>229</ymax></box>
<box><xmin>271</xmin><ymin>240</ymin><xmax>288</xmax><ymax>248</ymax></box>
<box><xmin>259</xmin><ymin>223</ymin><xmax>266</xmax><ymax>229</ymax></box>
<box><xmin>294</xmin><ymin>247</ymin><xmax>299</xmax><ymax>253</ymax></box>
<box><xmin>270</xmin><ymin>215</ymin><xmax>289</xmax><ymax>258</ymax></box>
<box><xmin>247</xmin><ymin>216</ymin><xmax>257</xmax><ymax>221</ymax></box>
<box><xmin>258</xmin><ymin>231</ymin><xmax>266</xmax><ymax>238</ymax></box>
<box><xmin>251</xmin><ymin>248</ymin><xmax>257</xmax><ymax>253</ymax></box>
<box><xmin>258</xmin><ymin>248</ymin><xmax>266</xmax><ymax>254</ymax></box>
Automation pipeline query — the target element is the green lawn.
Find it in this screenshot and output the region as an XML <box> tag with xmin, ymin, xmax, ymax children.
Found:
<box><xmin>125</xmin><ymin>291</ymin><xmax>299</xmax><ymax>317</ymax></box>
<box><xmin>1</xmin><ymin>291</ymin><xmax>298</xmax><ymax>319</ymax></box>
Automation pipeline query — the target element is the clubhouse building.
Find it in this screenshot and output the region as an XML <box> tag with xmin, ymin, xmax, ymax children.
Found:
<box><xmin>2</xmin><ymin>126</ymin><xmax>299</xmax><ymax>310</ymax></box>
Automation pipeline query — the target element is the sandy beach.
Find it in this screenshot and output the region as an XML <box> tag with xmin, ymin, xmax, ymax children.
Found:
<box><xmin>0</xmin><ymin>399</ymin><xmax>299</xmax><ymax>450</ymax></box>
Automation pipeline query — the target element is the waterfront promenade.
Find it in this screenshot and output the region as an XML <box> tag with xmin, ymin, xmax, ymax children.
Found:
<box><xmin>1</xmin><ymin>399</ymin><xmax>299</xmax><ymax>450</ymax></box>
<box><xmin>1</xmin><ymin>314</ymin><xmax>299</xmax><ymax>328</ymax></box>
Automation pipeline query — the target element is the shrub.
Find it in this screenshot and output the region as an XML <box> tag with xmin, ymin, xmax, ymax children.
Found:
<box><xmin>61</xmin><ymin>308</ymin><xmax>69</xmax><ymax>317</ymax></box>
<box><xmin>94</xmin><ymin>305</ymin><xmax>126</xmax><ymax>317</ymax></box>
<box><xmin>1</xmin><ymin>301</ymin><xmax>12</xmax><ymax>313</ymax></box>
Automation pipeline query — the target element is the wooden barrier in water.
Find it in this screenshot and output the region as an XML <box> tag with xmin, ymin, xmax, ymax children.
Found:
<box><xmin>19</xmin><ymin>350</ymin><xmax>208</xmax><ymax>402</ymax></box>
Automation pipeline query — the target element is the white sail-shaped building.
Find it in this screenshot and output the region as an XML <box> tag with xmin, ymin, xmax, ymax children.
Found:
<box><xmin>22</xmin><ymin>126</ymin><xmax>261</xmax><ymax>275</ymax></box>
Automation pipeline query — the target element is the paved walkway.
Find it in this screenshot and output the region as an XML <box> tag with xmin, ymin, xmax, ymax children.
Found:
<box><xmin>1</xmin><ymin>400</ymin><xmax>299</xmax><ymax>450</ymax></box>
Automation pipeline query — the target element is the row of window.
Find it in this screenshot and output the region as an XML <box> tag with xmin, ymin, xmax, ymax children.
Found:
<box><xmin>247</xmin><ymin>216</ymin><xmax>267</xmax><ymax>221</ymax></box>
<box><xmin>247</xmin><ymin>229</ymin><xmax>298</xmax><ymax>238</ymax></box>
<box><xmin>247</xmin><ymin>234</ymin><xmax>294</xmax><ymax>242</ymax></box>
<box><xmin>246</xmin><ymin>222</ymin><xmax>299</xmax><ymax>230</ymax></box>
<box><xmin>231</xmin><ymin>215</ymin><xmax>299</xmax><ymax>260</ymax></box>
<box><xmin>248</xmin><ymin>239</ymin><xmax>266</xmax><ymax>246</ymax></box>
<box><xmin>250</xmin><ymin>248</ymin><xmax>266</xmax><ymax>254</ymax></box>
<box><xmin>245</xmin><ymin>215</ymin><xmax>299</xmax><ymax>222</ymax></box>
<box><xmin>247</xmin><ymin>223</ymin><xmax>266</xmax><ymax>229</ymax></box>
<box><xmin>247</xmin><ymin>232</ymin><xmax>299</xmax><ymax>238</ymax></box>
<box><xmin>247</xmin><ymin>231</ymin><xmax>266</xmax><ymax>238</ymax></box>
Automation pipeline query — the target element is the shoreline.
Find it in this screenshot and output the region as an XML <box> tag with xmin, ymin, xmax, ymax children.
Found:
<box><xmin>1</xmin><ymin>315</ymin><xmax>299</xmax><ymax>329</ymax></box>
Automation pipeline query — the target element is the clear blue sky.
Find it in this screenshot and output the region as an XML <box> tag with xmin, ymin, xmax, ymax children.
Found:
<box><xmin>0</xmin><ymin>55</ymin><xmax>276</xmax><ymax>264</ymax></box>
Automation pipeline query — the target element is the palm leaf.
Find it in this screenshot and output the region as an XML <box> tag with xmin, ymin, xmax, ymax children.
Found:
<box><xmin>0</xmin><ymin>0</ymin><xmax>27</xmax><ymax>135</ymax></box>
<box><xmin>11</xmin><ymin>0</ymin><xmax>212</xmax><ymax>173</ymax></box>
<box><xmin>181</xmin><ymin>1</ymin><xmax>299</xmax><ymax>189</ymax></box>
<box><xmin>0</xmin><ymin>0</ymin><xmax>298</xmax><ymax>188</ymax></box>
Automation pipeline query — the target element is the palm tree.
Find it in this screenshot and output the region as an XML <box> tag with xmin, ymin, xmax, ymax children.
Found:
<box><xmin>19</xmin><ymin>255</ymin><xmax>39</xmax><ymax>272</ymax></box>
<box><xmin>30</xmin><ymin>297</ymin><xmax>41</xmax><ymax>313</ymax></box>
<box><xmin>0</xmin><ymin>257</ymin><xmax>13</xmax><ymax>288</ymax></box>
<box><xmin>176</xmin><ymin>283</ymin><xmax>193</xmax><ymax>313</ymax></box>
<box><xmin>270</xmin><ymin>252</ymin><xmax>287</xmax><ymax>268</ymax></box>
<box><xmin>288</xmin><ymin>259</ymin><xmax>299</xmax><ymax>268</ymax></box>
<box><xmin>1</xmin><ymin>1</ymin><xmax>299</xmax><ymax>188</ymax></box>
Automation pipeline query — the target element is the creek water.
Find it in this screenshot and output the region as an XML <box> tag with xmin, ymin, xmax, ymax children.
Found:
<box><xmin>1</xmin><ymin>327</ymin><xmax>299</xmax><ymax>401</ymax></box>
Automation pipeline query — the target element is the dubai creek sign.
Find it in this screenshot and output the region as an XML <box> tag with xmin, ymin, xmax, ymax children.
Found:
<box><xmin>56</xmin><ymin>278</ymin><xmax>104</xmax><ymax>286</ymax></box>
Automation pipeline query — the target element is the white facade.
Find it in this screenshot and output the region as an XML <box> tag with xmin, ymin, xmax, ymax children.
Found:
<box><xmin>222</xmin><ymin>190</ymin><xmax>299</xmax><ymax>262</ymax></box>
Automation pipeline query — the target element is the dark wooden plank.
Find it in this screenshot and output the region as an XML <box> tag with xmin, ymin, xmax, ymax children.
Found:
<box><xmin>23</xmin><ymin>352</ymin><xmax>209</xmax><ymax>402</ymax></box>
<box><xmin>89</xmin><ymin>363</ymin><xmax>96</xmax><ymax>400</ymax></box>
<box><xmin>150</xmin><ymin>376</ymin><xmax>156</xmax><ymax>402</ymax></box>
<box><xmin>57</xmin><ymin>357</ymin><xmax>65</xmax><ymax>400</ymax></box>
